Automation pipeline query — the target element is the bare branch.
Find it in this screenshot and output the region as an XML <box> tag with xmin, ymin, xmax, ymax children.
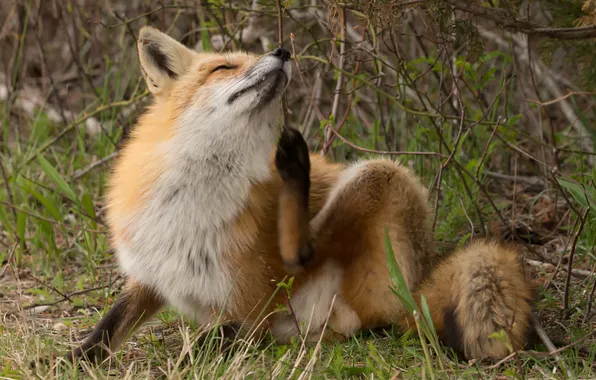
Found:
<box><xmin>443</xmin><ymin>0</ymin><xmax>596</xmax><ymax>40</ymax></box>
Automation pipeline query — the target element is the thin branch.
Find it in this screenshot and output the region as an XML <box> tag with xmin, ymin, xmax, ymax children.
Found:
<box><xmin>563</xmin><ymin>207</ymin><xmax>590</xmax><ymax>319</ymax></box>
<box><xmin>324</xmin><ymin>6</ymin><xmax>346</xmax><ymax>155</ymax></box>
<box><xmin>0</xmin><ymin>201</ymin><xmax>105</xmax><ymax>234</ymax></box>
<box><xmin>15</xmin><ymin>91</ymin><xmax>148</xmax><ymax>173</ymax></box>
<box><xmin>485</xmin><ymin>171</ymin><xmax>544</xmax><ymax>186</ymax></box>
<box><xmin>527</xmin><ymin>91</ymin><xmax>596</xmax><ymax>107</ymax></box>
<box><xmin>28</xmin><ymin>273</ymin><xmax>72</xmax><ymax>302</ymax></box>
<box><xmin>0</xmin><ymin>243</ymin><xmax>18</xmax><ymax>277</ymax></box>
<box><xmin>526</xmin><ymin>259</ymin><xmax>595</xmax><ymax>280</ymax></box>
<box><xmin>276</xmin><ymin>0</ymin><xmax>288</xmax><ymax>129</ymax></box>
<box><xmin>583</xmin><ymin>259</ymin><xmax>596</xmax><ymax>323</ymax></box>
<box><xmin>94</xmin><ymin>2</ymin><xmax>192</xmax><ymax>29</ymax></box>
<box><xmin>532</xmin><ymin>314</ymin><xmax>574</xmax><ymax>378</ymax></box>
<box><xmin>547</xmin><ymin>330</ymin><xmax>596</xmax><ymax>356</ymax></box>
<box><xmin>487</xmin><ymin>351</ymin><xmax>517</xmax><ymax>369</ymax></box>
<box><xmin>0</xmin><ymin>160</ymin><xmax>16</xmax><ymax>220</ymax></box>
<box><xmin>325</xmin><ymin>122</ymin><xmax>445</xmax><ymax>158</ymax></box>
<box><xmin>22</xmin><ymin>278</ymin><xmax>120</xmax><ymax>310</ymax></box>
<box><xmin>72</xmin><ymin>151</ymin><xmax>119</xmax><ymax>181</ymax></box>
<box><xmin>443</xmin><ymin>0</ymin><xmax>596</xmax><ymax>40</ymax></box>
<box><xmin>476</xmin><ymin>123</ymin><xmax>500</xmax><ymax>179</ymax></box>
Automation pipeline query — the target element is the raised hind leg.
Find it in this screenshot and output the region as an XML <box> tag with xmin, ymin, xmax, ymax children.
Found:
<box><xmin>308</xmin><ymin>159</ymin><xmax>435</xmax><ymax>330</ymax></box>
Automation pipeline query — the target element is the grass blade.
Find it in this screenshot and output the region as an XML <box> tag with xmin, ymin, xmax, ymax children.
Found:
<box><xmin>36</xmin><ymin>153</ymin><xmax>78</xmax><ymax>204</ymax></box>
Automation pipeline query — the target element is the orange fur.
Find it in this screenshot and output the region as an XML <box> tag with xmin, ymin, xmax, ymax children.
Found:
<box><xmin>399</xmin><ymin>239</ymin><xmax>535</xmax><ymax>359</ymax></box>
<box><xmin>67</xmin><ymin>26</ymin><xmax>536</xmax><ymax>365</ymax></box>
<box><xmin>106</xmin><ymin>103</ymin><xmax>172</xmax><ymax>221</ymax></box>
<box><xmin>277</xmin><ymin>186</ymin><xmax>312</xmax><ymax>272</ymax></box>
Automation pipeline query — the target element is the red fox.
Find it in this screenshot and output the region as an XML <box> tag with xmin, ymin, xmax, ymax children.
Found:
<box><xmin>66</xmin><ymin>26</ymin><xmax>535</xmax><ymax>364</ymax></box>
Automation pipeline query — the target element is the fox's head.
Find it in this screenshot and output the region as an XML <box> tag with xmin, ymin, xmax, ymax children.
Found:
<box><xmin>137</xmin><ymin>26</ymin><xmax>292</xmax><ymax>136</ymax></box>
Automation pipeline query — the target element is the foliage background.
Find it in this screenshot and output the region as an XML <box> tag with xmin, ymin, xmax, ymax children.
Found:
<box><xmin>1</xmin><ymin>0</ymin><xmax>595</xmax><ymax>378</ymax></box>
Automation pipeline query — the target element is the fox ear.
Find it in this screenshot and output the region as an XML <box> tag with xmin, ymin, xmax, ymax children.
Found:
<box><xmin>137</xmin><ymin>26</ymin><xmax>194</xmax><ymax>96</ymax></box>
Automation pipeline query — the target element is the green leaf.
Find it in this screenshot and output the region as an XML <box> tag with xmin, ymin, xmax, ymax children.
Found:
<box><xmin>19</xmin><ymin>182</ymin><xmax>61</xmax><ymax>220</ymax></box>
<box><xmin>384</xmin><ymin>227</ymin><xmax>417</xmax><ymax>314</ymax></box>
<box><xmin>420</xmin><ymin>295</ymin><xmax>437</xmax><ymax>337</ymax></box>
<box><xmin>81</xmin><ymin>193</ymin><xmax>97</xmax><ymax>228</ymax></box>
<box><xmin>0</xmin><ymin>204</ymin><xmax>10</xmax><ymax>237</ymax></box>
<box><xmin>201</xmin><ymin>29</ymin><xmax>211</xmax><ymax>51</ymax></box>
<box><xmin>16</xmin><ymin>209</ymin><xmax>26</xmax><ymax>245</ymax></box>
<box><xmin>558</xmin><ymin>178</ymin><xmax>596</xmax><ymax>215</ymax></box>
<box><xmin>488</xmin><ymin>329</ymin><xmax>513</xmax><ymax>353</ymax></box>
<box><xmin>36</xmin><ymin>154</ymin><xmax>78</xmax><ymax>203</ymax></box>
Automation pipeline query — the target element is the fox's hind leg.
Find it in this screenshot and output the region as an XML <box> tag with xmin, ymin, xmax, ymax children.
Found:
<box><xmin>66</xmin><ymin>279</ymin><xmax>164</xmax><ymax>364</ymax></box>
<box><xmin>275</xmin><ymin>127</ymin><xmax>314</xmax><ymax>274</ymax></box>
<box><xmin>309</xmin><ymin>159</ymin><xmax>435</xmax><ymax>329</ymax></box>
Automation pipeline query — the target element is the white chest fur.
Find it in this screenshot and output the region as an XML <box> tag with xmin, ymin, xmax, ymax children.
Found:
<box><xmin>115</xmin><ymin>112</ymin><xmax>277</xmax><ymax>320</ymax></box>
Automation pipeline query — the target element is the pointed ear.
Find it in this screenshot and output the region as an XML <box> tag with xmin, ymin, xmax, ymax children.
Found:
<box><xmin>137</xmin><ymin>26</ymin><xmax>194</xmax><ymax>96</ymax></box>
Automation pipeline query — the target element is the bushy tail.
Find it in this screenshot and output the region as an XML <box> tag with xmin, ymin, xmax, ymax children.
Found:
<box><xmin>397</xmin><ymin>239</ymin><xmax>535</xmax><ymax>360</ymax></box>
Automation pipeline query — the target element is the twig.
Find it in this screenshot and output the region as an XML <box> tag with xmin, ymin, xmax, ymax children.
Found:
<box><xmin>35</xmin><ymin>30</ymin><xmax>70</xmax><ymax>127</ymax></box>
<box><xmin>487</xmin><ymin>351</ymin><xmax>517</xmax><ymax>369</ymax></box>
<box><xmin>0</xmin><ymin>160</ymin><xmax>16</xmax><ymax>220</ymax></box>
<box><xmin>22</xmin><ymin>278</ymin><xmax>120</xmax><ymax>310</ymax></box>
<box><xmin>283</xmin><ymin>289</ymin><xmax>303</xmax><ymax>343</ymax></box>
<box><xmin>15</xmin><ymin>91</ymin><xmax>148</xmax><ymax>173</ymax></box>
<box><xmin>563</xmin><ymin>207</ymin><xmax>590</xmax><ymax>319</ymax></box>
<box><xmin>289</xmin><ymin>35</ymin><xmax>326</xmax><ymax>123</ymax></box>
<box><xmin>322</xmin><ymin>26</ymin><xmax>365</xmax><ymax>151</ymax></box>
<box><xmin>62</xmin><ymin>3</ymin><xmax>99</xmax><ymax>98</ymax></box>
<box><xmin>532</xmin><ymin>314</ymin><xmax>574</xmax><ymax>378</ymax></box>
<box><xmin>532</xmin><ymin>314</ymin><xmax>559</xmax><ymax>359</ymax></box>
<box><xmin>111</xmin><ymin>11</ymin><xmax>137</xmax><ymax>42</ymax></box>
<box><xmin>478</xmin><ymin>28</ymin><xmax>594</xmax><ymax>158</ymax></box>
<box><xmin>27</xmin><ymin>273</ymin><xmax>72</xmax><ymax>302</ymax></box>
<box><xmin>299</xmin><ymin>55</ymin><xmax>499</xmax><ymax>125</ymax></box>
<box><xmin>547</xmin><ymin>330</ymin><xmax>596</xmax><ymax>356</ymax></box>
<box><xmin>457</xmin><ymin>193</ymin><xmax>475</xmax><ymax>237</ymax></box>
<box><xmin>325</xmin><ymin>122</ymin><xmax>446</xmax><ymax>158</ymax></box>
<box><xmin>443</xmin><ymin>0</ymin><xmax>596</xmax><ymax>40</ymax></box>
<box><xmin>527</xmin><ymin>91</ymin><xmax>596</xmax><ymax>107</ymax></box>
<box><xmin>72</xmin><ymin>152</ymin><xmax>119</xmax><ymax>181</ymax></box>
<box><xmin>476</xmin><ymin>123</ymin><xmax>500</xmax><ymax>179</ymax></box>
<box><xmin>276</xmin><ymin>0</ymin><xmax>288</xmax><ymax>129</ymax></box>
<box><xmin>431</xmin><ymin>166</ymin><xmax>443</xmax><ymax>233</ymax></box>
<box><xmin>485</xmin><ymin>171</ymin><xmax>544</xmax><ymax>186</ymax></box>
<box><xmin>526</xmin><ymin>259</ymin><xmax>595</xmax><ymax>280</ymax></box>
<box><xmin>0</xmin><ymin>243</ymin><xmax>18</xmax><ymax>277</ymax></box>
<box><xmin>324</xmin><ymin>6</ymin><xmax>346</xmax><ymax>155</ymax></box>
<box><xmin>0</xmin><ymin>200</ymin><xmax>104</xmax><ymax>233</ymax></box>
<box><xmin>95</xmin><ymin>2</ymin><xmax>192</xmax><ymax>29</ymax></box>
<box><xmin>583</xmin><ymin>258</ymin><xmax>596</xmax><ymax>323</ymax></box>
<box><xmin>276</xmin><ymin>0</ymin><xmax>284</xmax><ymax>48</ymax></box>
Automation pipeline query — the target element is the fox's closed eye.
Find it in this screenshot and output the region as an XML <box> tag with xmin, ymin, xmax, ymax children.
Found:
<box><xmin>212</xmin><ymin>65</ymin><xmax>237</xmax><ymax>73</ymax></box>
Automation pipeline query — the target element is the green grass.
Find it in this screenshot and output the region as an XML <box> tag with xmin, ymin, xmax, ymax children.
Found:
<box><xmin>0</xmin><ymin>109</ymin><xmax>594</xmax><ymax>378</ymax></box>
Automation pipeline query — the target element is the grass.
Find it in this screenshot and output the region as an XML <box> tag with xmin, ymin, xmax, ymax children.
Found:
<box><xmin>2</xmin><ymin>89</ymin><xmax>596</xmax><ymax>379</ymax></box>
<box><xmin>0</xmin><ymin>114</ymin><xmax>594</xmax><ymax>378</ymax></box>
<box><xmin>2</xmin><ymin>1</ymin><xmax>596</xmax><ymax>378</ymax></box>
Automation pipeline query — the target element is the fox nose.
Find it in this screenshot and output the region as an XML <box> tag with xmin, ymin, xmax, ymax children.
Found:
<box><xmin>272</xmin><ymin>47</ymin><xmax>291</xmax><ymax>62</ymax></box>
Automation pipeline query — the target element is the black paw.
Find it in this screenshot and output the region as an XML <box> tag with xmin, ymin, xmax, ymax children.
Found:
<box><xmin>64</xmin><ymin>344</ymin><xmax>106</xmax><ymax>367</ymax></box>
<box><xmin>283</xmin><ymin>238</ymin><xmax>315</xmax><ymax>275</ymax></box>
<box><xmin>275</xmin><ymin>127</ymin><xmax>310</xmax><ymax>183</ymax></box>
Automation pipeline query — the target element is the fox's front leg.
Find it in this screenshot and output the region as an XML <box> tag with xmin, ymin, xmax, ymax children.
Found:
<box><xmin>65</xmin><ymin>279</ymin><xmax>164</xmax><ymax>364</ymax></box>
<box><xmin>275</xmin><ymin>127</ymin><xmax>314</xmax><ymax>274</ymax></box>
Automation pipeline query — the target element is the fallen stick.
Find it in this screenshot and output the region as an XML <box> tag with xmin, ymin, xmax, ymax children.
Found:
<box><xmin>526</xmin><ymin>259</ymin><xmax>595</xmax><ymax>278</ymax></box>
